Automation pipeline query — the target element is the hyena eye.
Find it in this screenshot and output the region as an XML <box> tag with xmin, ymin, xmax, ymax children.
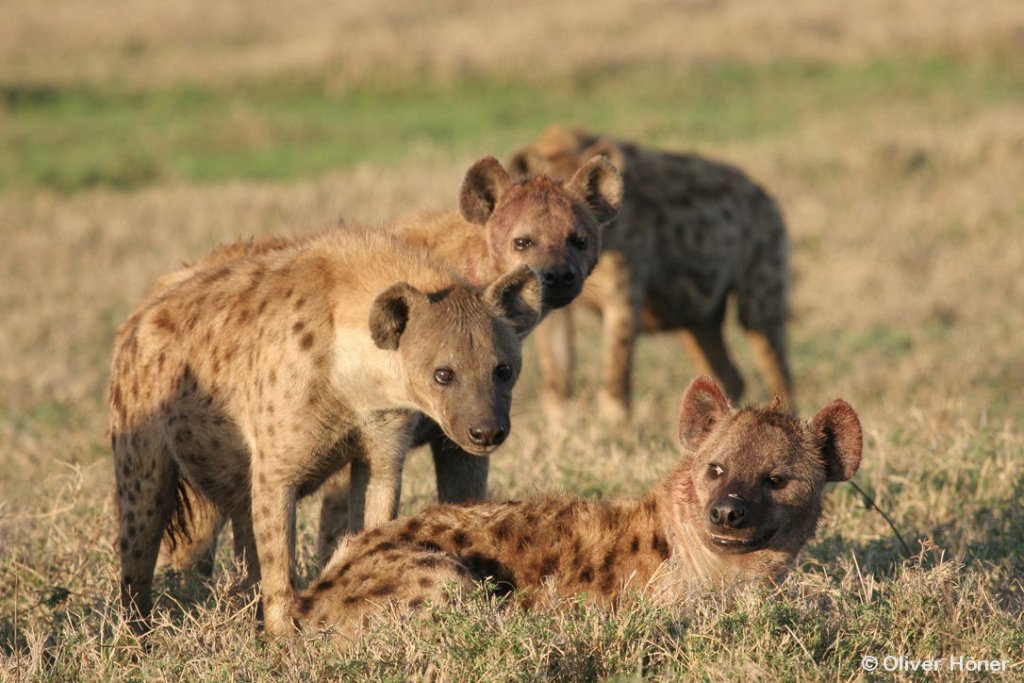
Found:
<box><xmin>493</xmin><ymin>363</ymin><xmax>514</xmax><ymax>382</ymax></box>
<box><xmin>513</xmin><ymin>237</ymin><xmax>533</xmax><ymax>251</ymax></box>
<box><xmin>766</xmin><ymin>475</ymin><xmax>787</xmax><ymax>490</ymax></box>
<box><xmin>707</xmin><ymin>464</ymin><xmax>724</xmax><ymax>480</ymax></box>
<box><xmin>433</xmin><ymin>368</ymin><xmax>455</xmax><ymax>385</ymax></box>
<box><xmin>569</xmin><ymin>233</ymin><xmax>588</xmax><ymax>250</ymax></box>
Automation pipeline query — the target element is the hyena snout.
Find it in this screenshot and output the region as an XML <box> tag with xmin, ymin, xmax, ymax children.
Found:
<box><xmin>538</xmin><ymin>264</ymin><xmax>581</xmax><ymax>308</ymax></box>
<box><xmin>708</xmin><ymin>495</ymin><xmax>748</xmax><ymax>529</ymax></box>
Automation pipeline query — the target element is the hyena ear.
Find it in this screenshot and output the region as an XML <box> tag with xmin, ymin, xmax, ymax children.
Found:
<box><xmin>808</xmin><ymin>399</ymin><xmax>863</xmax><ymax>482</ymax></box>
<box><xmin>568</xmin><ymin>154</ymin><xmax>623</xmax><ymax>225</ymax></box>
<box><xmin>507</xmin><ymin>148</ymin><xmax>544</xmax><ymax>178</ymax></box>
<box><xmin>484</xmin><ymin>264</ymin><xmax>543</xmax><ymax>338</ymax></box>
<box><xmin>460</xmin><ymin>156</ymin><xmax>512</xmax><ymax>225</ymax></box>
<box><xmin>368</xmin><ymin>282</ymin><xmax>421</xmax><ymax>350</ymax></box>
<box><xmin>580</xmin><ymin>138</ymin><xmax>627</xmax><ymax>175</ymax></box>
<box><xmin>677</xmin><ymin>375</ymin><xmax>731</xmax><ymax>452</ymax></box>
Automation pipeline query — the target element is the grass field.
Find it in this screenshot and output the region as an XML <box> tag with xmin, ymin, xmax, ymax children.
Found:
<box><xmin>2</xmin><ymin>0</ymin><xmax>1023</xmax><ymax>679</ymax></box>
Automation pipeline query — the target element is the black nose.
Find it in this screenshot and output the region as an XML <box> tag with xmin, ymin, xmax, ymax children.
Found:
<box><xmin>708</xmin><ymin>497</ymin><xmax>747</xmax><ymax>528</ymax></box>
<box><xmin>542</xmin><ymin>268</ymin><xmax>577</xmax><ymax>289</ymax></box>
<box><xmin>467</xmin><ymin>424</ymin><xmax>508</xmax><ymax>447</ymax></box>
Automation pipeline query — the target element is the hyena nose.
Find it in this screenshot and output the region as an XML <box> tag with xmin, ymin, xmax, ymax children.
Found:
<box><xmin>468</xmin><ymin>424</ymin><xmax>508</xmax><ymax>447</ymax></box>
<box><xmin>542</xmin><ymin>268</ymin><xmax>577</xmax><ymax>288</ymax></box>
<box><xmin>709</xmin><ymin>497</ymin><xmax>747</xmax><ymax>528</ymax></box>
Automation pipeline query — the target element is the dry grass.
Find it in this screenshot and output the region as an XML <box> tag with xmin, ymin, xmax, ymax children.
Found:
<box><xmin>2</xmin><ymin>0</ymin><xmax>1023</xmax><ymax>680</ymax></box>
<box><xmin>3</xmin><ymin>0</ymin><xmax>1024</xmax><ymax>89</ymax></box>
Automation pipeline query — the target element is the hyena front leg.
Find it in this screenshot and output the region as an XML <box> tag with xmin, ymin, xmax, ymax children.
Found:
<box><xmin>250</xmin><ymin>455</ymin><xmax>300</xmax><ymax>636</ymax></box>
<box><xmin>432</xmin><ymin>437</ymin><xmax>490</xmax><ymax>504</ymax></box>
<box><xmin>346</xmin><ymin>410</ymin><xmax>418</xmax><ymax>532</ymax></box>
<box><xmin>597</xmin><ymin>290</ymin><xmax>638</xmax><ymax>424</ymax></box>
<box><xmin>535</xmin><ymin>306</ymin><xmax>575</xmax><ymax>417</ymax></box>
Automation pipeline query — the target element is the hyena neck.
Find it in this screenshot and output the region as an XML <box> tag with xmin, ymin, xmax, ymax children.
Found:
<box><xmin>652</xmin><ymin>463</ymin><xmax>749</xmax><ymax>592</ymax></box>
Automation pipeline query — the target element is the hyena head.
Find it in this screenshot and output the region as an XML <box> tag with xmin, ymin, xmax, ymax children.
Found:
<box><xmin>368</xmin><ymin>265</ymin><xmax>543</xmax><ymax>455</ymax></box>
<box><xmin>507</xmin><ymin>125</ymin><xmax>628</xmax><ymax>188</ymax></box>
<box><xmin>673</xmin><ymin>376</ymin><xmax>862</xmax><ymax>576</ymax></box>
<box><xmin>459</xmin><ymin>154</ymin><xmax>622</xmax><ymax>310</ymax></box>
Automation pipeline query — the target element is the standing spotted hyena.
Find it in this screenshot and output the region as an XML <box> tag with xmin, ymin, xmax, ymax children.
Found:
<box><xmin>297</xmin><ymin>375</ymin><xmax>861</xmax><ymax>639</ymax></box>
<box><xmin>508</xmin><ymin>125</ymin><xmax>792</xmax><ymax>422</ymax></box>
<box><xmin>151</xmin><ymin>155</ymin><xmax>623</xmax><ymax>571</ymax></box>
<box><xmin>109</xmin><ymin>228</ymin><xmax>543</xmax><ymax>635</ymax></box>
<box><xmin>317</xmin><ymin>153</ymin><xmax>622</xmax><ymax>560</ymax></box>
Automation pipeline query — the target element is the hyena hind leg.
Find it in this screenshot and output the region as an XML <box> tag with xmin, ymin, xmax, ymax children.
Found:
<box><xmin>745</xmin><ymin>322</ymin><xmax>793</xmax><ymax>405</ymax></box>
<box><xmin>115</xmin><ymin>440</ymin><xmax>182</xmax><ymax>632</ymax></box>
<box><xmin>677</xmin><ymin>316</ymin><xmax>745</xmax><ymax>403</ymax></box>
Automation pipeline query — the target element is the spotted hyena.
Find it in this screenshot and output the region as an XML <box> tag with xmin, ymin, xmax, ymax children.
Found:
<box><xmin>150</xmin><ymin>155</ymin><xmax>623</xmax><ymax>570</ymax></box>
<box><xmin>318</xmin><ymin>153</ymin><xmax>622</xmax><ymax>560</ymax></box>
<box><xmin>296</xmin><ymin>375</ymin><xmax>861</xmax><ymax>639</ymax></box>
<box><xmin>508</xmin><ymin>125</ymin><xmax>792</xmax><ymax>422</ymax></box>
<box><xmin>109</xmin><ymin>228</ymin><xmax>543</xmax><ymax>635</ymax></box>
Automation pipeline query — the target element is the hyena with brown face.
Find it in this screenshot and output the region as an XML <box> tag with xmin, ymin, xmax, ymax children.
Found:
<box><xmin>150</xmin><ymin>155</ymin><xmax>623</xmax><ymax>570</ymax></box>
<box><xmin>508</xmin><ymin>125</ymin><xmax>791</xmax><ymax>422</ymax></box>
<box><xmin>109</xmin><ymin>228</ymin><xmax>542</xmax><ymax>635</ymax></box>
<box><xmin>318</xmin><ymin>153</ymin><xmax>621</xmax><ymax>559</ymax></box>
<box><xmin>297</xmin><ymin>375</ymin><xmax>861</xmax><ymax>639</ymax></box>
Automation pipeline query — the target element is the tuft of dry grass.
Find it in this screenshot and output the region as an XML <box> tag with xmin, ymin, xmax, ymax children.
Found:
<box><xmin>2</xmin><ymin>0</ymin><xmax>1023</xmax><ymax>679</ymax></box>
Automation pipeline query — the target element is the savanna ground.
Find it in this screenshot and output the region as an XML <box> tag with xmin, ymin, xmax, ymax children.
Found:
<box><xmin>2</xmin><ymin>0</ymin><xmax>1023</xmax><ymax>679</ymax></box>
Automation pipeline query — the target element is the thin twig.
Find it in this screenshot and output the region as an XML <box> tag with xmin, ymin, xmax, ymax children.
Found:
<box><xmin>846</xmin><ymin>479</ymin><xmax>914</xmax><ymax>558</ymax></box>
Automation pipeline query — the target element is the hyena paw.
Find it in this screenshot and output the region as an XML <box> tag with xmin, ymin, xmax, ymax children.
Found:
<box><xmin>597</xmin><ymin>391</ymin><xmax>630</xmax><ymax>425</ymax></box>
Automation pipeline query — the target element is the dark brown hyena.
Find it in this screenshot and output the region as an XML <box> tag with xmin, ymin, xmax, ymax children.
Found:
<box><xmin>297</xmin><ymin>375</ymin><xmax>861</xmax><ymax>641</ymax></box>
<box><xmin>508</xmin><ymin>125</ymin><xmax>791</xmax><ymax>422</ymax></box>
<box><xmin>109</xmin><ymin>228</ymin><xmax>542</xmax><ymax>635</ymax></box>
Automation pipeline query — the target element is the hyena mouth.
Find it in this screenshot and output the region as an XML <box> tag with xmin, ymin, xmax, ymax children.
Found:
<box><xmin>706</xmin><ymin>529</ymin><xmax>777</xmax><ymax>554</ymax></box>
<box><xmin>541</xmin><ymin>288</ymin><xmax>579</xmax><ymax>309</ymax></box>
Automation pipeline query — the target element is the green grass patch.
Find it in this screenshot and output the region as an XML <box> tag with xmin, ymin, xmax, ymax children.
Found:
<box><xmin>3</xmin><ymin>55</ymin><xmax>1021</xmax><ymax>193</ymax></box>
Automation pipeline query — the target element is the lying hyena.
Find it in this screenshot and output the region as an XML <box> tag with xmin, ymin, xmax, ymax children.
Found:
<box><xmin>109</xmin><ymin>228</ymin><xmax>542</xmax><ymax>635</ymax></box>
<box><xmin>508</xmin><ymin>125</ymin><xmax>792</xmax><ymax>422</ymax></box>
<box><xmin>297</xmin><ymin>375</ymin><xmax>861</xmax><ymax>639</ymax></box>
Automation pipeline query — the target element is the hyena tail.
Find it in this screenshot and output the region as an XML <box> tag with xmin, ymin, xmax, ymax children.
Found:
<box><xmin>158</xmin><ymin>478</ymin><xmax>223</xmax><ymax>574</ymax></box>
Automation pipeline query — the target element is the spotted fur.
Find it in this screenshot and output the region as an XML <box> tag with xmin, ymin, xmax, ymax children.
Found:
<box><xmin>109</xmin><ymin>228</ymin><xmax>542</xmax><ymax>635</ymax></box>
<box><xmin>509</xmin><ymin>125</ymin><xmax>792</xmax><ymax>422</ymax></box>
<box><xmin>298</xmin><ymin>376</ymin><xmax>861</xmax><ymax>642</ymax></box>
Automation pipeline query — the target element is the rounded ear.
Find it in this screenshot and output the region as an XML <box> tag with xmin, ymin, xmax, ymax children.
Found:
<box><xmin>459</xmin><ymin>156</ymin><xmax>512</xmax><ymax>225</ymax></box>
<box><xmin>506</xmin><ymin>148</ymin><xmax>541</xmax><ymax>178</ymax></box>
<box><xmin>368</xmin><ymin>282</ymin><xmax>421</xmax><ymax>350</ymax></box>
<box><xmin>678</xmin><ymin>375</ymin><xmax>731</xmax><ymax>452</ymax></box>
<box><xmin>580</xmin><ymin>138</ymin><xmax>627</xmax><ymax>174</ymax></box>
<box><xmin>808</xmin><ymin>399</ymin><xmax>863</xmax><ymax>482</ymax></box>
<box><xmin>568</xmin><ymin>155</ymin><xmax>623</xmax><ymax>225</ymax></box>
<box><xmin>484</xmin><ymin>264</ymin><xmax>542</xmax><ymax>338</ymax></box>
